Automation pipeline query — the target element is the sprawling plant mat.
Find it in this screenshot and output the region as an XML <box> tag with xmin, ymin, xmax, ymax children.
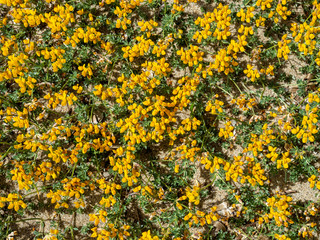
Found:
<box><xmin>1</xmin><ymin>0</ymin><xmax>320</xmax><ymax>239</ymax></box>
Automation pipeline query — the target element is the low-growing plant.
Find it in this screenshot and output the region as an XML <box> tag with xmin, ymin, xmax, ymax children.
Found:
<box><xmin>1</xmin><ymin>0</ymin><xmax>320</xmax><ymax>239</ymax></box>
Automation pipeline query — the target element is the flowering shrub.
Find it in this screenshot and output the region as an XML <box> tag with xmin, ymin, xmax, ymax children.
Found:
<box><xmin>1</xmin><ymin>0</ymin><xmax>320</xmax><ymax>239</ymax></box>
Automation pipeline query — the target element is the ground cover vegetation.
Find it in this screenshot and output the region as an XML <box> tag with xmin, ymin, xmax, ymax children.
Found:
<box><xmin>1</xmin><ymin>0</ymin><xmax>320</xmax><ymax>239</ymax></box>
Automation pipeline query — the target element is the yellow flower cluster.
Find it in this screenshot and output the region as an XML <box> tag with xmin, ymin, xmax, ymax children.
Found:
<box><xmin>152</xmin><ymin>34</ymin><xmax>174</xmax><ymax>57</ymax></box>
<box><xmin>174</xmin><ymin>143</ymin><xmax>200</xmax><ymax>162</ymax></box>
<box><xmin>46</xmin><ymin>177</ymin><xmax>92</xmax><ymax>209</ymax></box>
<box><xmin>244</xmin><ymin>158</ymin><xmax>267</xmax><ymax>186</ymax></box>
<box><xmin>44</xmin><ymin>4</ymin><xmax>75</xmax><ymax>33</ymax></box>
<box><xmin>316</xmin><ymin>51</ymin><xmax>320</xmax><ymax>66</ymax></box>
<box><xmin>44</xmin><ymin>229</ymin><xmax>59</xmax><ymax>240</ymax></box>
<box><xmin>219</xmin><ymin>121</ymin><xmax>234</xmax><ymax>139</ymax></box>
<box><xmin>184</xmin><ymin>184</ymin><xmax>201</xmax><ymax>205</ymax></box>
<box><xmin>193</xmin><ymin>13</ymin><xmax>214</xmax><ymax>43</ymax></box>
<box><xmin>14</xmin><ymin>76</ymin><xmax>36</xmax><ymax>94</ymax></box>
<box><xmin>138</xmin><ymin>230</ymin><xmax>159</xmax><ymax>240</ymax></box>
<box><xmin>97</xmin><ymin>178</ymin><xmax>121</xmax><ymax>195</ymax></box>
<box><xmin>0</xmin><ymin>0</ymin><xmax>25</xmax><ymax>7</ymax></box>
<box><xmin>15</xmin><ymin>138</ymin><xmax>45</xmax><ymax>156</ymax></box>
<box><xmin>114</xmin><ymin>0</ymin><xmax>145</xmax><ymax>29</ymax></box>
<box><xmin>237</xmin><ymin>6</ymin><xmax>255</xmax><ymax>23</ymax></box>
<box><xmin>211</xmin><ymin>4</ymin><xmax>232</xmax><ymax>40</ymax></box>
<box><xmin>170</xmin><ymin>75</ymin><xmax>200</xmax><ymax>111</ymax></box>
<box><xmin>274</xmin><ymin>234</ymin><xmax>291</xmax><ymax>240</ymax></box>
<box><xmin>244</xmin><ymin>64</ymin><xmax>260</xmax><ymax>82</ymax></box>
<box><xmin>116</xmin><ymin>17</ymin><xmax>132</xmax><ymax>30</ymax></box>
<box><xmin>93</xmin><ymin>83</ymin><xmax>118</xmax><ymax>100</ymax></box>
<box><xmin>0</xmin><ymin>52</ymin><xmax>28</xmax><ymax>81</ymax></box>
<box><xmin>298</xmin><ymin>226</ymin><xmax>315</xmax><ymax>239</ymax></box>
<box><xmin>193</xmin><ymin>4</ymin><xmax>231</xmax><ymax>43</ymax></box>
<box><xmin>177</xmin><ymin>45</ymin><xmax>204</xmax><ymax>67</ymax></box>
<box><xmin>308</xmin><ymin>91</ymin><xmax>320</xmax><ymax>104</ymax></box>
<box><xmin>243</xmin><ymin>124</ymin><xmax>276</xmax><ymax>157</ymax></box>
<box><xmin>62</xmin><ymin>177</ymin><xmax>89</xmax><ymax>197</ymax></box>
<box><xmin>23</xmin><ymin>38</ymin><xmax>35</xmax><ymax>53</ymax></box>
<box><xmin>4</xmin><ymin>107</ymin><xmax>30</xmax><ymax>129</ymax></box>
<box><xmin>47</xmin><ymin>146</ymin><xmax>68</xmax><ymax>163</ymax></box>
<box><xmin>255</xmin><ymin>16</ymin><xmax>266</xmax><ymax>27</ymax></box>
<box><xmin>90</xmin><ymin>210</ymin><xmax>108</xmax><ymax>226</ymax></box>
<box><xmin>275</xmin><ymin>1</ymin><xmax>291</xmax><ymax>22</ymax></box>
<box><xmin>256</xmin><ymin>0</ymin><xmax>273</xmax><ymax>11</ymax></box>
<box><xmin>266</xmin><ymin>146</ymin><xmax>278</xmax><ymax>162</ymax></box>
<box><xmin>91</xmin><ymin>224</ymin><xmax>130</xmax><ymax>239</ymax></box>
<box><xmin>1</xmin><ymin>36</ymin><xmax>18</xmax><ymax>56</ymax></box>
<box><xmin>64</xmin><ymin>27</ymin><xmax>103</xmax><ymax>47</ymax></box>
<box><xmin>260</xmin><ymin>64</ymin><xmax>275</xmax><ymax>76</ymax></box>
<box><xmin>277</xmin><ymin>34</ymin><xmax>291</xmax><ymax>60</ymax></box>
<box><xmin>181</xmin><ymin>118</ymin><xmax>201</xmax><ymax>132</ymax></box>
<box><xmin>291</xmin><ymin>21</ymin><xmax>319</xmax><ymax>56</ymax></box>
<box><xmin>0</xmin><ymin>193</ymin><xmax>27</xmax><ymax>212</ymax></box>
<box><xmin>97</xmin><ymin>178</ymin><xmax>121</xmax><ymax>208</ymax></box>
<box><xmin>291</xmin><ymin>104</ymin><xmax>318</xmax><ymax>143</ymax></box>
<box><xmin>223</xmin><ymin>155</ymin><xmax>244</xmax><ymax>182</ymax></box>
<box><xmin>183</xmin><ymin>206</ymin><xmax>219</xmax><ymax>227</ymax></box>
<box><xmin>78</xmin><ymin>63</ymin><xmax>93</xmax><ymax>79</ymax></box>
<box><xmin>199</xmin><ymin>153</ymin><xmax>224</xmax><ymax>174</ymax></box>
<box><xmin>10</xmin><ymin>161</ymin><xmax>34</xmax><ymax>190</ymax></box>
<box><xmin>205</xmin><ymin>95</ymin><xmax>224</xmax><ymax>114</ymax></box>
<box><xmin>141</xmin><ymin>58</ymin><xmax>171</xmax><ymax>77</ymax></box>
<box><xmin>238</xmin><ymin>25</ymin><xmax>254</xmax><ymax>36</ymax></box>
<box><xmin>231</xmin><ymin>94</ymin><xmax>256</xmax><ymax>111</ymax></box>
<box><xmin>34</xmin><ymin>161</ymin><xmax>61</xmax><ymax>182</ymax></box>
<box><xmin>276</xmin><ymin>151</ymin><xmax>291</xmax><ymax>169</ymax></box>
<box><xmin>44</xmin><ymin>90</ymin><xmax>77</xmax><ymax>108</ymax></box>
<box><xmin>211</xmin><ymin>48</ymin><xmax>238</xmax><ymax>75</ymax></box>
<box><xmin>264</xmin><ymin>194</ymin><xmax>293</xmax><ymax>227</ymax></box>
<box><xmin>172</xmin><ymin>0</ymin><xmax>184</xmax><ymax>14</ymax></box>
<box><xmin>308</xmin><ymin>174</ymin><xmax>320</xmax><ymax>190</ymax></box>
<box><xmin>142</xmin><ymin>185</ymin><xmax>154</xmax><ymax>197</ymax></box>
<box><xmin>227</xmin><ymin>34</ymin><xmax>247</xmax><ymax>56</ymax></box>
<box><xmin>36</xmin><ymin>47</ymin><xmax>66</xmax><ymax>72</ymax></box>
<box><xmin>122</xmin><ymin>35</ymin><xmax>154</xmax><ymax>62</ymax></box>
<box><xmin>109</xmin><ymin>150</ymin><xmax>140</xmax><ymax>186</ymax></box>
<box><xmin>10</xmin><ymin>8</ymin><xmax>42</xmax><ymax>27</ymax></box>
<box><xmin>138</xmin><ymin>20</ymin><xmax>158</xmax><ymax>37</ymax></box>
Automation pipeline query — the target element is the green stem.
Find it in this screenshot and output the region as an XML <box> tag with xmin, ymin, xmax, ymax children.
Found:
<box><xmin>218</xmin><ymin>112</ymin><xmax>245</xmax><ymax>124</ymax></box>
<box><xmin>259</xmin><ymin>79</ymin><xmax>266</xmax><ymax>101</ymax></box>
<box><xmin>71</xmin><ymin>161</ymin><xmax>77</xmax><ymax>178</ymax></box>
<box><xmin>33</xmin><ymin>183</ymin><xmax>40</xmax><ymax>199</ymax></box>
<box><xmin>296</xmin><ymin>93</ymin><xmax>312</xmax><ymax>108</ymax></box>
<box><xmin>261</xmin><ymin>44</ymin><xmax>277</xmax><ymax>53</ymax></box>
<box><xmin>5</xmin><ymin>217</ymin><xmax>46</xmax><ymax>224</ymax></box>
<box><xmin>308</xmin><ymin>58</ymin><xmax>316</xmax><ymax>73</ymax></box>
<box><xmin>198</xmin><ymin>47</ymin><xmax>215</xmax><ymax>55</ymax></box>
<box><xmin>304</xmin><ymin>9</ymin><xmax>314</xmax><ymax>23</ymax></box>
<box><xmin>65</xmin><ymin>226</ymin><xmax>75</xmax><ymax>240</ymax></box>
<box><xmin>229</xmin><ymin>77</ymin><xmax>243</xmax><ymax>94</ymax></box>
<box><xmin>202</xmin><ymin>145</ymin><xmax>230</xmax><ymax>188</ymax></box>
<box><xmin>0</xmin><ymin>95</ymin><xmax>17</xmax><ymax>107</ymax></box>
<box><xmin>23</xmin><ymin>185</ymin><xmax>51</xmax><ymax>198</ymax></box>
<box><xmin>216</xmin><ymin>85</ymin><xmax>234</xmax><ymax>98</ymax></box>
<box><xmin>200</xmin><ymin>174</ymin><xmax>217</xmax><ymax>190</ymax></box>
<box><xmin>90</xmin><ymin>105</ymin><xmax>94</xmax><ymax>122</ymax></box>
<box><xmin>0</xmin><ymin>146</ymin><xmax>12</xmax><ymax>161</ymax></box>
